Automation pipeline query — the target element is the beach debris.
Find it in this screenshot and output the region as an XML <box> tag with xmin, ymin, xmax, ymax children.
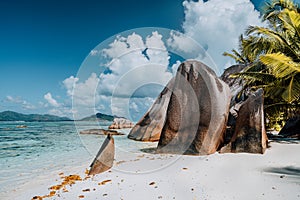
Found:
<box><xmin>182</xmin><ymin>167</ymin><xmax>188</xmax><ymax>170</ymax></box>
<box><xmin>62</xmin><ymin>188</ymin><xmax>69</xmax><ymax>193</ymax></box>
<box><xmin>128</xmin><ymin>78</ymin><xmax>174</xmax><ymax>142</ymax></box>
<box><xmin>31</xmin><ymin>190</ymin><xmax>56</xmax><ymax>200</ymax></box>
<box><xmin>149</xmin><ymin>181</ymin><xmax>156</xmax><ymax>186</ymax></box>
<box><xmin>32</xmin><ymin>174</ymin><xmax>82</xmax><ymax>199</ymax></box>
<box><xmin>49</xmin><ymin>184</ymin><xmax>63</xmax><ymax>190</ymax></box>
<box><xmin>80</xmin><ymin>128</ymin><xmax>124</xmax><ymax>135</ymax></box>
<box><xmin>62</xmin><ymin>174</ymin><xmax>82</xmax><ymax>185</ymax></box>
<box><xmin>79</xmin><ymin>195</ymin><xmax>85</xmax><ymax>198</ymax></box>
<box><xmin>89</xmin><ymin>134</ymin><xmax>115</xmax><ymax>175</ymax></box>
<box><xmin>98</xmin><ymin>179</ymin><xmax>112</xmax><ymax>185</ymax></box>
<box><xmin>108</xmin><ymin>118</ymin><xmax>134</xmax><ymax>129</ymax></box>
<box><xmin>157</xmin><ymin>60</ymin><xmax>231</xmax><ymax>155</ymax></box>
<box><xmin>32</xmin><ymin>196</ymin><xmax>43</xmax><ymax>200</ymax></box>
<box><xmin>82</xmin><ymin>188</ymin><xmax>90</xmax><ymax>192</ymax></box>
<box><xmin>220</xmin><ymin>89</ymin><xmax>268</xmax><ymax>154</ymax></box>
<box><xmin>116</xmin><ymin>160</ymin><xmax>126</xmax><ymax>165</ymax></box>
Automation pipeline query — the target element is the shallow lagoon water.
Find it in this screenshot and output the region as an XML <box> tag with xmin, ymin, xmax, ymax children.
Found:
<box><xmin>0</xmin><ymin>121</ymin><xmax>134</xmax><ymax>197</ymax></box>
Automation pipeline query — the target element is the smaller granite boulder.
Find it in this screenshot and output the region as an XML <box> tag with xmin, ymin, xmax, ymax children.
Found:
<box><xmin>89</xmin><ymin>134</ymin><xmax>115</xmax><ymax>175</ymax></box>
<box><xmin>80</xmin><ymin>129</ymin><xmax>124</xmax><ymax>135</ymax></box>
<box><xmin>278</xmin><ymin>116</ymin><xmax>300</xmax><ymax>139</ymax></box>
<box><xmin>128</xmin><ymin>78</ymin><xmax>174</xmax><ymax>142</ymax></box>
<box><xmin>220</xmin><ymin>89</ymin><xmax>268</xmax><ymax>154</ymax></box>
<box><xmin>221</xmin><ymin>64</ymin><xmax>247</xmax><ymax>107</ymax></box>
<box><xmin>109</xmin><ymin>118</ymin><xmax>134</xmax><ymax>129</ymax></box>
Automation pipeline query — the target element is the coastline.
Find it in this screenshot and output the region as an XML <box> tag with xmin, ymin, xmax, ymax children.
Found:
<box><xmin>7</xmin><ymin>139</ymin><xmax>300</xmax><ymax>200</ymax></box>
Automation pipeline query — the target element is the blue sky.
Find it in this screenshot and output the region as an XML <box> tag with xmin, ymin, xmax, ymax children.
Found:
<box><xmin>0</xmin><ymin>0</ymin><xmax>298</xmax><ymax>120</ymax></box>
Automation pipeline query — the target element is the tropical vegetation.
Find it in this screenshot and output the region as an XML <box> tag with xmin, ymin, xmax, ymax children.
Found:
<box><xmin>224</xmin><ymin>0</ymin><xmax>300</xmax><ymax>129</ymax></box>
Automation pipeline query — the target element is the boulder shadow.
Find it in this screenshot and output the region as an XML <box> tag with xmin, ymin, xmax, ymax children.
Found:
<box><xmin>140</xmin><ymin>147</ymin><xmax>157</xmax><ymax>154</ymax></box>
<box><xmin>268</xmin><ymin>137</ymin><xmax>300</xmax><ymax>144</ymax></box>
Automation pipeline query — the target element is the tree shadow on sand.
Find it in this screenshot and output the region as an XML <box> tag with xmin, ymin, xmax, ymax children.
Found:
<box><xmin>264</xmin><ymin>166</ymin><xmax>300</xmax><ymax>176</ymax></box>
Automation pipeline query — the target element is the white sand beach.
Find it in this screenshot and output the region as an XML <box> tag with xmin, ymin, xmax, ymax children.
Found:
<box><xmin>8</xmin><ymin>139</ymin><xmax>300</xmax><ymax>200</ymax></box>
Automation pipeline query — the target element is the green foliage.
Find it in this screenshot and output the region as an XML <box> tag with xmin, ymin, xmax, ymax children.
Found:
<box><xmin>224</xmin><ymin>0</ymin><xmax>300</xmax><ymax>129</ymax></box>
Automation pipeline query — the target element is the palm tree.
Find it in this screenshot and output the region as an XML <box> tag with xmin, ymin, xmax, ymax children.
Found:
<box><xmin>224</xmin><ymin>0</ymin><xmax>300</xmax><ymax>128</ymax></box>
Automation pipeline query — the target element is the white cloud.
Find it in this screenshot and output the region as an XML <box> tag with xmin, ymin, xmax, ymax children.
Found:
<box><xmin>22</xmin><ymin>102</ymin><xmax>36</xmax><ymax>110</ymax></box>
<box><xmin>99</xmin><ymin>32</ymin><xmax>172</xmax><ymax>98</ymax></box>
<box><xmin>6</xmin><ymin>95</ymin><xmax>14</xmax><ymax>102</ymax></box>
<box><xmin>63</xmin><ymin>75</ymin><xmax>79</xmax><ymax>96</ymax></box>
<box><xmin>61</xmin><ymin>0</ymin><xmax>265</xmax><ymax>119</ymax></box>
<box><xmin>90</xmin><ymin>50</ymin><xmax>99</xmax><ymax>56</ymax></box>
<box><xmin>63</xmin><ymin>32</ymin><xmax>175</xmax><ymax>119</ymax></box>
<box><xmin>63</xmin><ymin>73</ymin><xmax>100</xmax><ymax>119</ymax></box>
<box><xmin>5</xmin><ymin>95</ymin><xmax>36</xmax><ymax>110</ymax></box>
<box><xmin>44</xmin><ymin>92</ymin><xmax>60</xmax><ymax>107</ymax></box>
<box><xmin>102</xmin><ymin>33</ymin><xmax>145</xmax><ymax>59</ymax></box>
<box><xmin>170</xmin><ymin>0</ymin><xmax>264</xmax><ymax>72</ymax></box>
<box><xmin>6</xmin><ymin>95</ymin><xmax>23</xmax><ymax>104</ymax></box>
<box><xmin>98</xmin><ymin>32</ymin><xmax>174</xmax><ymax>117</ymax></box>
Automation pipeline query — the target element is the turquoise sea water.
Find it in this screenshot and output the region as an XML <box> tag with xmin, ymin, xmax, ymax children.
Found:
<box><xmin>0</xmin><ymin>120</ymin><xmax>159</xmax><ymax>199</ymax></box>
<box><xmin>0</xmin><ymin>121</ymin><xmax>116</xmax><ymax>197</ymax></box>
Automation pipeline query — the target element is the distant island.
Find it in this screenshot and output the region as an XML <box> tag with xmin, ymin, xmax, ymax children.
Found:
<box><xmin>0</xmin><ymin>110</ymin><xmax>117</xmax><ymax>122</ymax></box>
<box><xmin>0</xmin><ymin>111</ymin><xmax>71</xmax><ymax>122</ymax></box>
<box><xmin>79</xmin><ymin>113</ymin><xmax>114</xmax><ymax>121</ymax></box>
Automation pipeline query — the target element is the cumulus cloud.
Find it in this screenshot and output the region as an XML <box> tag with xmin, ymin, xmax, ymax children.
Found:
<box><xmin>44</xmin><ymin>92</ymin><xmax>60</xmax><ymax>107</ymax></box>
<box><xmin>63</xmin><ymin>75</ymin><xmax>79</xmax><ymax>96</ymax></box>
<box><xmin>99</xmin><ymin>31</ymin><xmax>172</xmax><ymax>99</ymax></box>
<box><xmin>63</xmin><ymin>73</ymin><xmax>100</xmax><ymax>119</ymax></box>
<box><xmin>6</xmin><ymin>95</ymin><xmax>23</xmax><ymax>104</ymax></box>
<box><xmin>62</xmin><ymin>0</ymin><xmax>265</xmax><ymax>119</ymax></box>
<box><xmin>98</xmin><ymin>32</ymin><xmax>176</xmax><ymax>118</ymax></box>
<box><xmin>90</xmin><ymin>50</ymin><xmax>99</xmax><ymax>56</ymax></box>
<box><xmin>64</xmin><ymin>32</ymin><xmax>176</xmax><ymax>119</ymax></box>
<box><xmin>5</xmin><ymin>95</ymin><xmax>36</xmax><ymax>110</ymax></box>
<box><xmin>170</xmin><ymin>0</ymin><xmax>264</xmax><ymax>72</ymax></box>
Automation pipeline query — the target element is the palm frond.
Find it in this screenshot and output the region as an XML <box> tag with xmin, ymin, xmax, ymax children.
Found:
<box><xmin>231</xmin><ymin>72</ymin><xmax>276</xmax><ymax>85</ymax></box>
<box><xmin>281</xmin><ymin>76</ymin><xmax>300</xmax><ymax>102</ymax></box>
<box><xmin>278</xmin><ymin>9</ymin><xmax>300</xmax><ymax>41</ymax></box>
<box><xmin>223</xmin><ymin>50</ymin><xmax>246</xmax><ymax>64</ymax></box>
<box><xmin>260</xmin><ymin>52</ymin><xmax>300</xmax><ymax>78</ymax></box>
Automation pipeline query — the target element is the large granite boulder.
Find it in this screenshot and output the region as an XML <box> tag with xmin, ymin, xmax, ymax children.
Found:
<box><xmin>108</xmin><ymin>118</ymin><xmax>134</xmax><ymax>129</ymax></box>
<box><xmin>220</xmin><ymin>89</ymin><xmax>268</xmax><ymax>154</ymax></box>
<box><xmin>128</xmin><ymin>78</ymin><xmax>174</xmax><ymax>142</ymax></box>
<box><xmin>278</xmin><ymin>116</ymin><xmax>300</xmax><ymax>139</ymax></box>
<box><xmin>157</xmin><ymin>60</ymin><xmax>231</xmax><ymax>155</ymax></box>
<box><xmin>89</xmin><ymin>134</ymin><xmax>115</xmax><ymax>175</ymax></box>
